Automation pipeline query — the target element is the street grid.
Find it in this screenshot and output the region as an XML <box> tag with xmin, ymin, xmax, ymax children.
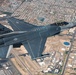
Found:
<box><xmin>0</xmin><ymin>0</ymin><xmax>76</xmax><ymax>75</ymax></box>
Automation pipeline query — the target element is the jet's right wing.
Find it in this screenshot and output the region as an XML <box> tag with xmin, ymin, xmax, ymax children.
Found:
<box><xmin>22</xmin><ymin>37</ymin><xmax>47</xmax><ymax>59</ymax></box>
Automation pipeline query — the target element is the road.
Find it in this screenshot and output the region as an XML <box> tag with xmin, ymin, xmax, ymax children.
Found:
<box><xmin>12</xmin><ymin>50</ymin><xmax>33</xmax><ymax>75</ymax></box>
<box><xmin>61</xmin><ymin>29</ymin><xmax>76</xmax><ymax>75</ymax></box>
<box><xmin>0</xmin><ymin>57</ymin><xmax>21</xmax><ymax>75</ymax></box>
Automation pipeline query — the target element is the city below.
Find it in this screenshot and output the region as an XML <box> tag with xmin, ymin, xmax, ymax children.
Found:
<box><xmin>0</xmin><ymin>0</ymin><xmax>76</xmax><ymax>75</ymax></box>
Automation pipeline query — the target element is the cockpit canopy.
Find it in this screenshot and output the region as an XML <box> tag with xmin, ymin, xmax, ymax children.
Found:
<box><xmin>51</xmin><ymin>21</ymin><xmax>69</xmax><ymax>26</ymax></box>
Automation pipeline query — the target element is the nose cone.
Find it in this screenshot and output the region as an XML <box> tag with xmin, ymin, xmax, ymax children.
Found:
<box><xmin>71</xmin><ymin>22</ymin><xmax>76</xmax><ymax>27</ymax></box>
<box><xmin>67</xmin><ymin>22</ymin><xmax>76</xmax><ymax>27</ymax></box>
<box><xmin>60</xmin><ymin>22</ymin><xmax>76</xmax><ymax>31</ymax></box>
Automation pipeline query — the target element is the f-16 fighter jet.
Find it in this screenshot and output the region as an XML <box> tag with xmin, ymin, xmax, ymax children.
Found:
<box><xmin>0</xmin><ymin>17</ymin><xmax>76</xmax><ymax>59</ymax></box>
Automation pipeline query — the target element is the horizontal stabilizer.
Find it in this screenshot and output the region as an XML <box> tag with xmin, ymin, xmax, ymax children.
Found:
<box><xmin>0</xmin><ymin>45</ymin><xmax>13</xmax><ymax>58</ymax></box>
<box><xmin>0</xmin><ymin>24</ymin><xmax>12</xmax><ymax>34</ymax></box>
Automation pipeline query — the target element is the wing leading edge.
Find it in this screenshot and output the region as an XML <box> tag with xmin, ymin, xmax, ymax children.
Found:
<box><xmin>22</xmin><ymin>37</ymin><xmax>47</xmax><ymax>59</ymax></box>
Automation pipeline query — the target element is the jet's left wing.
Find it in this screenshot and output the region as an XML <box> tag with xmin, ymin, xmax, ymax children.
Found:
<box><xmin>22</xmin><ymin>37</ymin><xmax>47</xmax><ymax>59</ymax></box>
<box><xmin>0</xmin><ymin>45</ymin><xmax>13</xmax><ymax>58</ymax></box>
<box><xmin>7</xmin><ymin>17</ymin><xmax>37</xmax><ymax>31</ymax></box>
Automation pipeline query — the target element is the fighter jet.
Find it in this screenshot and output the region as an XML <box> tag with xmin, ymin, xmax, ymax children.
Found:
<box><xmin>0</xmin><ymin>17</ymin><xmax>76</xmax><ymax>59</ymax></box>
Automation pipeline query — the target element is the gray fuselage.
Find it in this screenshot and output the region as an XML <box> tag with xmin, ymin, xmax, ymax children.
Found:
<box><xmin>0</xmin><ymin>25</ymin><xmax>61</xmax><ymax>47</ymax></box>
